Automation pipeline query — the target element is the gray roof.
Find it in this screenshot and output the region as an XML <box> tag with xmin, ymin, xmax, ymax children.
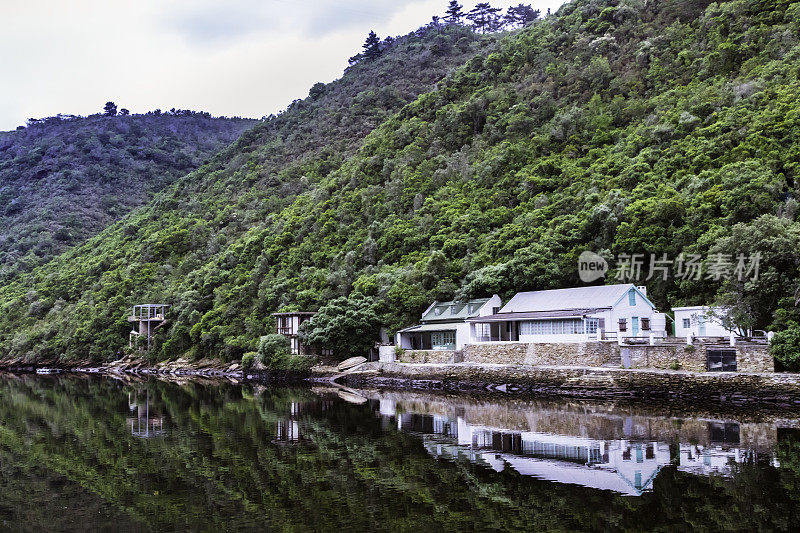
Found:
<box><xmin>466</xmin><ymin>309</ymin><xmax>605</xmax><ymax>323</ymax></box>
<box><xmin>500</xmin><ymin>284</ymin><xmax>652</xmax><ymax>313</ymax></box>
<box><xmin>421</xmin><ymin>298</ymin><xmax>491</xmax><ymax>323</ymax></box>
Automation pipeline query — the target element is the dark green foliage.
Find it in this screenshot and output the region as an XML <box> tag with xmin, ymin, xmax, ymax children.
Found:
<box><xmin>772</xmin><ymin>324</ymin><xmax>800</xmax><ymax>371</ymax></box>
<box><xmin>363</xmin><ymin>31</ymin><xmax>382</xmax><ymax>60</ymax></box>
<box><xmin>445</xmin><ymin>1</ymin><xmax>465</xmax><ymax>24</ymax></box>
<box><xmin>258</xmin><ymin>334</ymin><xmax>290</xmax><ymax>366</ymax></box>
<box><xmin>103</xmin><ymin>101</ymin><xmax>117</xmax><ymax>116</ymax></box>
<box><xmin>302</xmin><ymin>294</ymin><xmax>380</xmax><ymax>359</ymax></box>
<box><xmin>2</xmin><ymin>0</ymin><xmax>800</xmax><ymax>364</ymax></box>
<box><xmin>0</xmin><ymin>112</ymin><xmax>255</xmax><ymax>280</ymax></box>
<box><xmin>241</xmin><ymin>351</ymin><xmax>256</xmax><ymax>368</ymax></box>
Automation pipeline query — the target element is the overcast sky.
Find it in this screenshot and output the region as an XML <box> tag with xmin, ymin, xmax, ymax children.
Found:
<box><xmin>0</xmin><ymin>0</ymin><xmax>566</xmax><ymax>131</ymax></box>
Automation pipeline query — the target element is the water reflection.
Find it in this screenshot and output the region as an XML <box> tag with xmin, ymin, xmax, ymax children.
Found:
<box><xmin>127</xmin><ymin>389</ymin><xmax>165</xmax><ymax>438</ymax></box>
<box><xmin>1</xmin><ymin>374</ymin><xmax>799</xmax><ymax>531</ymax></box>
<box><xmin>370</xmin><ymin>392</ymin><xmax>788</xmax><ymax>496</ymax></box>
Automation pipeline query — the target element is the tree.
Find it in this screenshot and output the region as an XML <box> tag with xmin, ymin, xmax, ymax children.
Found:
<box><xmin>467</xmin><ymin>3</ymin><xmax>503</xmax><ymax>33</ymax></box>
<box><xmin>362</xmin><ymin>31</ymin><xmax>382</xmax><ymax>60</ymax></box>
<box><xmin>504</xmin><ymin>4</ymin><xmax>540</xmax><ymax>27</ymax></box>
<box><xmin>709</xmin><ymin>215</ymin><xmax>800</xmax><ymax>332</ymax></box>
<box><xmin>444</xmin><ymin>1</ymin><xmax>465</xmax><ymax>24</ymax></box>
<box><xmin>119</xmin><ymin>108</ymin><xmax>130</xmax><ymax>116</ymax></box>
<box><xmin>103</xmin><ymin>101</ymin><xmax>117</xmax><ymax>116</ymax></box>
<box><xmin>302</xmin><ymin>294</ymin><xmax>380</xmax><ymax>359</ymax></box>
<box><xmin>257</xmin><ymin>333</ymin><xmax>290</xmax><ymax>367</ymax></box>
<box><xmin>771</xmin><ymin>323</ymin><xmax>800</xmax><ymax>371</ymax></box>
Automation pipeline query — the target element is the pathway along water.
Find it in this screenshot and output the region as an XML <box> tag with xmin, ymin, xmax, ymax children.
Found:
<box><xmin>0</xmin><ymin>373</ymin><xmax>799</xmax><ymax>531</ymax></box>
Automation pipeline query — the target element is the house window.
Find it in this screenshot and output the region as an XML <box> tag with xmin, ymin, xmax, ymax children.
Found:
<box><xmin>434</xmin><ymin>308</ymin><xmax>442</xmax><ymax>316</ymax></box>
<box><xmin>628</xmin><ymin>289</ymin><xmax>636</xmax><ymax>306</ymax></box>
<box><xmin>520</xmin><ymin>319</ymin><xmax>585</xmax><ymax>335</ymax></box>
<box><xmin>641</xmin><ymin>318</ymin><xmax>650</xmax><ymax>331</ymax></box>
<box><xmin>619</xmin><ymin>319</ymin><xmax>627</xmax><ymax>332</ymax></box>
<box><xmin>586</xmin><ymin>318</ymin><xmax>599</xmax><ymax>334</ymax></box>
<box><xmin>492</xmin><ymin>307</ymin><xmax>500</xmax><ymax>315</ymax></box>
<box><xmin>683</xmin><ymin>318</ymin><xmax>691</xmax><ymax>329</ymax></box>
<box><xmin>431</xmin><ymin>331</ymin><xmax>456</xmax><ymax>349</ymax></box>
<box><xmin>475</xmin><ymin>323</ymin><xmax>491</xmax><ymax>339</ymax></box>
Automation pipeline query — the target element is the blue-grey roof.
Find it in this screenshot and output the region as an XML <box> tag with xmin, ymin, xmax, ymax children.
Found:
<box><xmin>500</xmin><ymin>284</ymin><xmax>653</xmax><ymax>313</ymax></box>
<box><xmin>421</xmin><ymin>298</ymin><xmax>491</xmax><ymax>323</ymax></box>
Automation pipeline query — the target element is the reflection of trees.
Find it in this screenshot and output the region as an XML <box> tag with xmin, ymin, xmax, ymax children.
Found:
<box><xmin>0</xmin><ymin>375</ymin><xmax>799</xmax><ymax>530</ymax></box>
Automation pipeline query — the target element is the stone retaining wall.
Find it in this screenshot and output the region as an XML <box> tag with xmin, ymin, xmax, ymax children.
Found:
<box><xmin>398</xmin><ymin>349</ymin><xmax>454</xmax><ymax>364</ymax></box>
<box><xmin>464</xmin><ymin>342</ymin><xmax>616</xmax><ymax>366</ymax></box>
<box><xmin>462</xmin><ymin>339</ymin><xmax>773</xmax><ymax>372</ymax></box>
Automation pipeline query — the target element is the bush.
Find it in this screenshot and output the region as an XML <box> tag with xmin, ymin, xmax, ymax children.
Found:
<box><xmin>771</xmin><ymin>324</ymin><xmax>800</xmax><ymax>372</ymax></box>
<box><xmin>241</xmin><ymin>352</ymin><xmax>256</xmax><ymax>369</ymax></box>
<box><xmin>669</xmin><ymin>360</ymin><xmax>681</xmax><ymax>371</ymax></box>
<box><xmin>258</xmin><ymin>334</ymin><xmax>290</xmax><ymax>367</ymax></box>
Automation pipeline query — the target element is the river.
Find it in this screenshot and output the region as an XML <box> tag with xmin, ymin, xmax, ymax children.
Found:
<box><xmin>1</xmin><ymin>373</ymin><xmax>799</xmax><ymax>531</ymax></box>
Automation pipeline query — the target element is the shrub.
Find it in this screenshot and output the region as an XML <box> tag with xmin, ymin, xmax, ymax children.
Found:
<box><xmin>771</xmin><ymin>324</ymin><xmax>800</xmax><ymax>372</ymax></box>
<box><xmin>258</xmin><ymin>334</ymin><xmax>290</xmax><ymax>367</ymax></box>
<box><xmin>669</xmin><ymin>360</ymin><xmax>681</xmax><ymax>371</ymax></box>
<box><xmin>241</xmin><ymin>352</ymin><xmax>256</xmax><ymax>369</ymax></box>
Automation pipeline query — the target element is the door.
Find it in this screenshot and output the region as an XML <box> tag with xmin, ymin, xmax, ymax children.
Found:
<box><xmin>632</xmin><ymin>317</ymin><xmax>639</xmax><ymax>337</ymax></box>
<box><xmin>698</xmin><ymin>316</ymin><xmax>707</xmax><ymax>336</ymax></box>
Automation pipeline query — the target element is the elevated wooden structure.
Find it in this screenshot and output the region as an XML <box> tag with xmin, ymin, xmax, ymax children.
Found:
<box><xmin>128</xmin><ymin>304</ymin><xmax>170</xmax><ymax>350</ymax></box>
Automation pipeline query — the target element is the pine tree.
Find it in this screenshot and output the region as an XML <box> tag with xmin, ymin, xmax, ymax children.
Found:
<box><xmin>444</xmin><ymin>1</ymin><xmax>465</xmax><ymax>24</ymax></box>
<box><xmin>103</xmin><ymin>101</ymin><xmax>117</xmax><ymax>116</ymax></box>
<box><xmin>504</xmin><ymin>4</ymin><xmax>540</xmax><ymax>28</ymax></box>
<box><xmin>467</xmin><ymin>3</ymin><xmax>503</xmax><ymax>33</ymax></box>
<box><xmin>362</xmin><ymin>31</ymin><xmax>382</xmax><ymax>60</ymax></box>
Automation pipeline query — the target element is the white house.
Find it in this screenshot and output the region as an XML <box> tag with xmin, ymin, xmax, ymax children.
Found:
<box><xmin>466</xmin><ymin>284</ymin><xmax>666</xmax><ymax>343</ymax></box>
<box><xmin>672</xmin><ymin>306</ymin><xmax>733</xmax><ymax>338</ymax></box>
<box><xmin>396</xmin><ymin>295</ymin><xmax>502</xmax><ymax>351</ymax></box>
<box><xmin>271</xmin><ymin>311</ymin><xmax>316</xmax><ymax>355</ymax></box>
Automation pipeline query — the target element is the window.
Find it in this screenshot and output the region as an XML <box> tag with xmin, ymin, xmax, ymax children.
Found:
<box><xmin>586</xmin><ymin>318</ymin><xmax>599</xmax><ymax>334</ymax></box>
<box><xmin>619</xmin><ymin>318</ymin><xmax>627</xmax><ymax>332</ymax></box>
<box><xmin>519</xmin><ymin>319</ymin><xmax>585</xmax><ymax>335</ymax></box>
<box><xmin>434</xmin><ymin>307</ymin><xmax>442</xmax><ymax>316</ymax></box>
<box><xmin>641</xmin><ymin>318</ymin><xmax>650</xmax><ymax>331</ymax></box>
<box><xmin>628</xmin><ymin>289</ymin><xmax>636</xmax><ymax>306</ymax></box>
<box><xmin>683</xmin><ymin>318</ymin><xmax>691</xmax><ymax>329</ymax></box>
<box><xmin>431</xmin><ymin>331</ymin><xmax>456</xmax><ymax>349</ymax></box>
<box><xmin>474</xmin><ymin>323</ymin><xmax>491</xmax><ymax>339</ymax></box>
<box><xmin>492</xmin><ymin>306</ymin><xmax>500</xmax><ymax>315</ymax></box>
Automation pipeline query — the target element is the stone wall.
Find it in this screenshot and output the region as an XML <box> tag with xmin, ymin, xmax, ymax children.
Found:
<box><xmin>464</xmin><ymin>342</ymin><xmax>616</xmax><ymax>366</ymax></box>
<box><xmin>462</xmin><ymin>339</ymin><xmax>773</xmax><ymax>372</ymax></box>
<box><xmin>398</xmin><ymin>349</ymin><xmax>454</xmax><ymax>364</ymax></box>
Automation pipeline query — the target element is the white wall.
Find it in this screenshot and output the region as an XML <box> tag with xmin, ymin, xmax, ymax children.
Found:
<box><xmin>673</xmin><ymin>307</ymin><xmax>731</xmax><ymax>337</ymax></box>
<box><xmin>609</xmin><ymin>288</ymin><xmax>658</xmax><ymax>337</ymax></box>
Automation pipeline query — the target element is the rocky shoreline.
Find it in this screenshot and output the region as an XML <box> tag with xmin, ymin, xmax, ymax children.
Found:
<box><xmin>333</xmin><ymin>362</ymin><xmax>800</xmax><ymax>410</ymax></box>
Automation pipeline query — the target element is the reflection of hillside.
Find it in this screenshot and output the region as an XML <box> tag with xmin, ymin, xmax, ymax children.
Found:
<box><xmin>375</xmin><ymin>393</ymin><xmax>788</xmax><ymax>496</ymax></box>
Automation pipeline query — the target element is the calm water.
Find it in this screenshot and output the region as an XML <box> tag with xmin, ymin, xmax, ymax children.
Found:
<box><xmin>1</xmin><ymin>375</ymin><xmax>800</xmax><ymax>532</ymax></box>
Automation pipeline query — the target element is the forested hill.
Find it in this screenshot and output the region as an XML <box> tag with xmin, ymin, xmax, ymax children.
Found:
<box><xmin>0</xmin><ymin>112</ymin><xmax>255</xmax><ymax>279</ymax></box>
<box><xmin>2</xmin><ymin>0</ymin><xmax>800</xmax><ymax>365</ymax></box>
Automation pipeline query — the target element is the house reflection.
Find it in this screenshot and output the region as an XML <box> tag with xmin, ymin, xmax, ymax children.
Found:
<box><xmin>272</xmin><ymin>400</ymin><xmax>332</xmax><ymax>445</ymax></box>
<box><xmin>127</xmin><ymin>390</ymin><xmax>166</xmax><ymax>438</ymax></box>
<box><xmin>380</xmin><ymin>400</ymin><xmax>780</xmax><ymax>497</ymax></box>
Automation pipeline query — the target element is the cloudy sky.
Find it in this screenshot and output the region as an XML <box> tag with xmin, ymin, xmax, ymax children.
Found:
<box><xmin>0</xmin><ymin>0</ymin><xmax>566</xmax><ymax>131</ymax></box>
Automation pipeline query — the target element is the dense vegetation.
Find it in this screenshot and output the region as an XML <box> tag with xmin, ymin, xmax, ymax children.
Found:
<box><xmin>0</xmin><ymin>111</ymin><xmax>255</xmax><ymax>280</ymax></box>
<box><xmin>1</xmin><ymin>0</ymin><xmax>800</xmax><ymax>366</ymax></box>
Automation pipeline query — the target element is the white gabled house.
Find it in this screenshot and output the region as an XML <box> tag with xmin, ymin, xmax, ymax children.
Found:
<box><xmin>466</xmin><ymin>284</ymin><xmax>666</xmax><ymax>343</ymax></box>
<box><xmin>672</xmin><ymin>306</ymin><xmax>734</xmax><ymax>338</ymax></box>
<box><xmin>396</xmin><ymin>295</ymin><xmax>502</xmax><ymax>351</ymax></box>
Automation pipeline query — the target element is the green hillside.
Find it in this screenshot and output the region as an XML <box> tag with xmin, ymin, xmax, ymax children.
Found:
<box><xmin>0</xmin><ymin>112</ymin><xmax>255</xmax><ymax>280</ymax></box>
<box><xmin>1</xmin><ymin>0</ymin><xmax>800</xmax><ymax>364</ymax></box>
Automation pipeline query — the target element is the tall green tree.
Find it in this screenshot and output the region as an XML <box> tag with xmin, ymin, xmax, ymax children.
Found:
<box><xmin>467</xmin><ymin>2</ymin><xmax>503</xmax><ymax>33</ymax></box>
<box><xmin>362</xmin><ymin>30</ymin><xmax>382</xmax><ymax>60</ymax></box>
<box><xmin>444</xmin><ymin>1</ymin><xmax>465</xmax><ymax>24</ymax></box>
<box><xmin>504</xmin><ymin>4</ymin><xmax>539</xmax><ymax>27</ymax></box>
<box><xmin>302</xmin><ymin>294</ymin><xmax>380</xmax><ymax>359</ymax></box>
<box><xmin>103</xmin><ymin>101</ymin><xmax>117</xmax><ymax>116</ymax></box>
